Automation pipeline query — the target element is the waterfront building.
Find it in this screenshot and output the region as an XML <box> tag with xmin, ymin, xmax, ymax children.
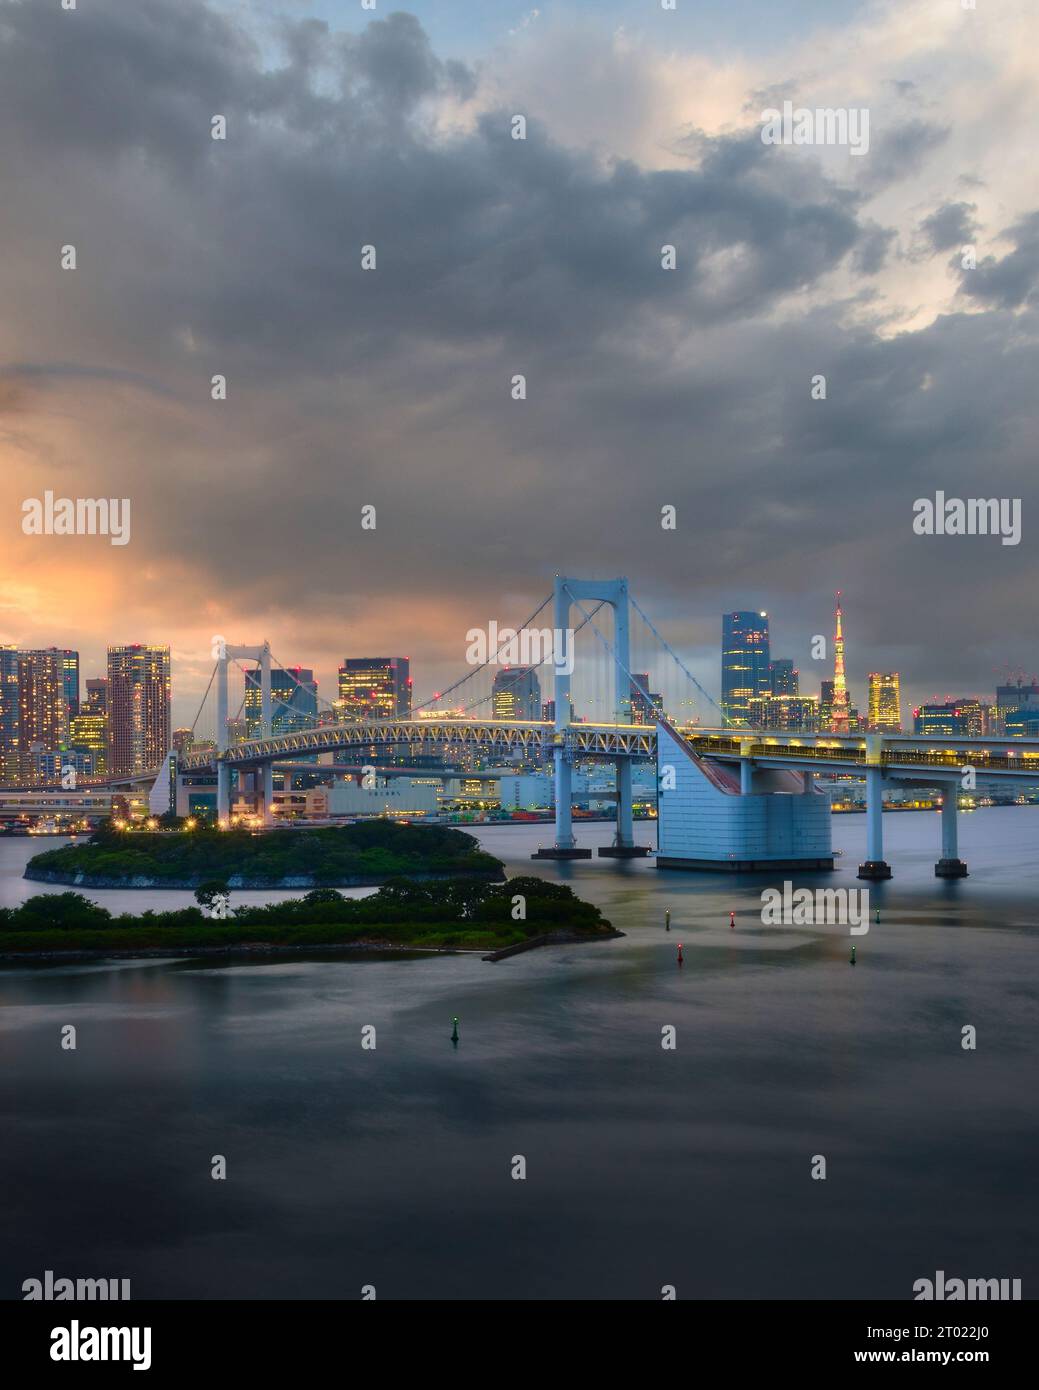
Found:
<box><xmin>106</xmin><ymin>645</ymin><xmax>171</xmax><ymax>776</ymax></box>
<box><xmin>17</xmin><ymin>649</ymin><xmax>68</xmax><ymax>782</ymax></box>
<box><xmin>69</xmin><ymin>709</ymin><xmax>108</xmax><ymax>776</ymax></box>
<box><xmin>0</xmin><ymin>646</ymin><xmax>19</xmax><ymax>785</ymax></box>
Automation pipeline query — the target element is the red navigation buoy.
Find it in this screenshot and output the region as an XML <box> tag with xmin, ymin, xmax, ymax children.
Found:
<box><xmin>729</xmin><ymin>910</ymin><xmax>735</xmax><ymax>930</ymax></box>
<box><xmin>677</xmin><ymin>943</ymin><xmax>684</xmax><ymax>964</ymax></box>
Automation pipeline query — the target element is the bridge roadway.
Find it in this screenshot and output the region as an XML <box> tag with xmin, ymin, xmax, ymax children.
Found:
<box><xmin>173</xmin><ymin>719</ymin><xmax>1039</xmax><ymax>779</ymax></box>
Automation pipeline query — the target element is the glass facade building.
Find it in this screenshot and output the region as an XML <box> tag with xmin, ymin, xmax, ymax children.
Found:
<box><xmin>721</xmin><ymin>611</ymin><xmax>770</xmax><ymax>725</ymax></box>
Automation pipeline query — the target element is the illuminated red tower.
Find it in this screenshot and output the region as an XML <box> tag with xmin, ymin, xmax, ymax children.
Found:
<box><xmin>831</xmin><ymin>591</ymin><xmax>850</xmax><ymax>733</ymax></box>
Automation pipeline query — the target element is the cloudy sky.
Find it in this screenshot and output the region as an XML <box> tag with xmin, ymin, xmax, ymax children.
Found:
<box><xmin>1</xmin><ymin>0</ymin><xmax>1037</xmax><ymax>727</ymax></box>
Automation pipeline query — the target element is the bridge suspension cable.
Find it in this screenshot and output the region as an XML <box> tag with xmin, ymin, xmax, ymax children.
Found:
<box><xmin>411</xmin><ymin>593</ymin><xmax>553</xmax><ymax>713</ymax></box>
<box><xmin>628</xmin><ymin>592</ymin><xmax>732</xmax><ymax>727</ymax></box>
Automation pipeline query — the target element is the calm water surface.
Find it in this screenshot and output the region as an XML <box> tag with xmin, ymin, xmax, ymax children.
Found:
<box><xmin>1</xmin><ymin>810</ymin><xmax>1037</xmax><ymax>1300</ymax></box>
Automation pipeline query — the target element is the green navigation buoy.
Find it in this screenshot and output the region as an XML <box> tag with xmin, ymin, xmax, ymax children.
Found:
<box><xmin>665</xmin><ymin>909</ymin><xmax>671</xmax><ymax>932</ymax></box>
<box><xmin>451</xmin><ymin>1016</ymin><xmax>459</xmax><ymax>1043</ymax></box>
<box><xmin>850</xmin><ymin>945</ymin><xmax>857</xmax><ymax>966</ymax></box>
<box><xmin>874</xmin><ymin>908</ymin><xmax>880</xmax><ymax>924</ymax></box>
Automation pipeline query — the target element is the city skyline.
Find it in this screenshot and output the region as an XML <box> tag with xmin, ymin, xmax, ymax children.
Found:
<box><xmin>2</xmin><ymin>1</ymin><xmax>1038</xmax><ymax>731</ymax></box>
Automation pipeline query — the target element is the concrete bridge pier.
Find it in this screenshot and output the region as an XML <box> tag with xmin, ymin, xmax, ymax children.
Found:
<box><xmin>532</xmin><ymin>744</ymin><xmax>591</xmax><ymax>859</ymax></box>
<box><xmin>217</xmin><ymin>760</ymin><xmax>231</xmax><ymax>823</ymax></box>
<box><xmin>858</xmin><ymin>764</ymin><xmax>892</xmax><ymax>880</ymax></box>
<box><xmin>599</xmin><ymin>757</ymin><xmax>650</xmax><ymax>857</ymax></box>
<box><xmin>936</xmin><ymin>787</ymin><xmax>969</xmax><ymax>877</ymax></box>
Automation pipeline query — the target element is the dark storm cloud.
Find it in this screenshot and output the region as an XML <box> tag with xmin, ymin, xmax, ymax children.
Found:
<box><xmin>919</xmin><ymin>201</ymin><xmax>978</xmax><ymax>255</ymax></box>
<box><xmin>1</xmin><ymin>0</ymin><xmax>1037</xmax><ymax>707</ymax></box>
<box><xmin>959</xmin><ymin>212</ymin><xmax>1039</xmax><ymax>310</ymax></box>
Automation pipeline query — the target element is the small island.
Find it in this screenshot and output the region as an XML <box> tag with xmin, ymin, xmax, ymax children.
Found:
<box><xmin>24</xmin><ymin>820</ymin><xmax>503</xmax><ymax>890</ymax></box>
<box><xmin>0</xmin><ymin>876</ymin><xmax>619</xmax><ymax>960</ymax></box>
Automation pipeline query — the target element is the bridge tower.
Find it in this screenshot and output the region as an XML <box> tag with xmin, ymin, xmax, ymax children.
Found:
<box><xmin>534</xmin><ymin>576</ymin><xmax>647</xmax><ymax>860</ymax></box>
<box><xmin>215</xmin><ymin>642</ymin><xmax>272</xmax><ymax>822</ymax></box>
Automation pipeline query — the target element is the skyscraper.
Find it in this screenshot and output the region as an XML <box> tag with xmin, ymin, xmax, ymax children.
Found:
<box><xmin>246</xmin><ymin>666</ymin><xmax>318</xmax><ymax>737</ymax></box>
<box><xmin>492</xmin><ymin>667</ymin><xmax>541</xmax><ymax>721</ymax></box>
<box><xmin>337</xmin><ymin>658</ymin><xmax>411</xmax><ymax>721</ymax></box>
<box><xmin>830</xmin><ymin>593</ymin><xmax>850</xmax><ymax>733</ymax></box>
<box><xmin>630</xmin><ymin>674</ymin><xmax>664</xmax><ymax>724</ymax></box>
<box><xmin>820</xmin><ymin>679</ymin><xmax>834</xmax><ymax>730</ymax></box>
<box><xmin>17</xmin><ymin>649</ymin><xmax>68</xmax><ymax>782</ymax></box>
<box><xmin>107</xmin><ymin>645</ymin><xmax>171</xmax><ymax>776</ymax></box>
<box><xmin>0</xmin><ymin>646</ymin><xmax>19</xmax><ymax>785</ymax></box>
<box><xmin>867</xmin><ymin>673</ymin><xmax>901</xmax><ymax>732</ymax></box>
<box><xmin>769</xmin><ymin>659</ymin><xmax>798</xmax><ymax>695</ymax></box>
<box><xmin>721</xmin><ymin>611</ymin><xmax>770</xmax><ymax>725</ymax></box>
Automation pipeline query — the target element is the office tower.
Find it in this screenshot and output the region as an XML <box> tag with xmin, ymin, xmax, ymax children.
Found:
<box><xmin>107</xmin><ymin>645</ymin><xmax>171</xmax><ymax>776</ymax></box>
<box><xmin>628</xmin><ymin>674</ymin><xmax>665</xmax><ymax>723</ymax></box>
<box><xmin>721</xmin><ymin>611</ymin><xmax>770</xmax><ymax>725</ymax></box>
<box><xmin>171</xmin><ymin>728</ymin><xmax>194</xmax><ymax>756</ymax></box>
<box><xmin>769</xmin><ymin>659</ymin><xmax>798</xmax><ymax>696</ymax></box>
<box><xmin>913</xmin><ymin>701</ymin><xmax>983</xmax><ymax>737</ymax></box>
<box><xmin>492</xmin><ymin>667</ymin><xmax>541</xmax><ymax>721</ymax></box>
<box><xmin>747</xmin><ymin>694</ymin><xmax>820</xmax><ymax>733</ymax></box>
<box><xmin>0</xmin><ymin>646</ymin><xmax>19</xmax><ymax>785</ymax></box>
<box><xmin>337</xmin><ymin>658</ymin><xmax>411</xmax><ymax>720</ymax></box>
<box><xmin>819</xmin><ymin>679</ymin><xmax>834</xmax><ymax>730</ymax></box>
<box><xmin>830</xmin><ymin>592</ymin><xmax>850</xmax><ymax>732</ymax></box>
<box><xmin>17</xmin><ymin>649</ymin><xmax>68</xmax><ymax>782</ymax></box>
<box><xmin>69</xmin><ymin>707</ymin><xmax>108</xmax><ymax>776</ymax></box>
<box><xmin>245</xmin><ymin>666</ymin><xmax>318</xmax><ymax>737</ymax></box>
<box><xmin>34</xmin><ymin>647</ymin><xmax>79</xmax><ymax>717</ymax></box>
<box><xmin>867</xmin><ymin>673</ymin><xmax>902</xmax><ymax>732</ymax></box>
<box><xmin>85</xmin><ymin>678</ymin><xmax>108</xmax><ymax>715</ymax></box>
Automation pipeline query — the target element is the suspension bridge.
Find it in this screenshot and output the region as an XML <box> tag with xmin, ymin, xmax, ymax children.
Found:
<box><xmin>21</xmin><ymin>575</ymin><xmax>1039</xmax><ymax>880</ymax></box>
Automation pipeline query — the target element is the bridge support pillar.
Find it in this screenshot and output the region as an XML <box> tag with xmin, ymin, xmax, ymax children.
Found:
<box><xmin>936</xmin><ymin>788</ymin><xmax>968</xmax><ymax>877</ymax></box>
<box><xmin>262</xmin><ymin>763</ymin><xmax>274</xmax><ymax>825</ymax></box>
<box><xmin>217</xmin><ymin>761</ymin><xmax>231</xmax><ymax>824</ymax></box>
<box><xmin>739</xmin><ymin>738</ymin><xmax>755</xmax><ymax>794</ymax></box>
<box><xmin>858</xmin><ymin>766</ymin><xmax>892</xmax><ymax>880</ymax></box>
<box><xmin>598</xmin><ymin>757</ymin><xmax>650</xmax><ymax>857</ymax></box>
<box><xmin>532</xmin><ymin>746</ymin><xmax>590</xmax><ymax>859</ymax></box>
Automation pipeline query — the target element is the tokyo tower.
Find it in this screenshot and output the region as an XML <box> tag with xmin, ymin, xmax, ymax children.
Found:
<box><xmin>831</xmin><ymin>591</ymin><xmax>850</xmax><ymax>733</ymax></box>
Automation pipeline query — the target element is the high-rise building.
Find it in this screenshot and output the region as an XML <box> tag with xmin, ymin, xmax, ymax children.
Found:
<box><xmin>171</xmin><ymin>728</ymin><xmax>194</xmax><ymax>756</ymax></box>
<box><xmin>337</xmin><ymin>658</ymin><xmax>411</xmax><ymax>721</ymax></box>
<box><xmin>769</xmin><ymin>659</ymin><xmax>798</xmax><ymax>696</ymax></box>
<box><xmin>830</xmin><ymin>592</ymin><xmax>850</xmax><ymax>733</ymax></box>
<box><xmin>721</xmin><ymin>611</ymin><xmax>770</xmax><ymax>725</ymax></box>
<box><xmin>17</xmin><ymin>649</ymin><xmax>68</xmax><ymax>782</ymax></box>
<box><xmin>748</xmin><ymin>694</ymin><xmax>820</xmax><ymax>732</ymax></box>
<box><xmin>819</xmin><ymin>679</ymin><xmax>834</xmax><ymax>731</ymax></box>
<box><xmin>245</xmin><ymin>666</ymin><xmax>318</xmax><ymax>737</ymax></box>
<box><xmin>913</xmin><ymin>701</ymin><xmax>984</xmax><ymax>737</ymax></box>
<box><xmin>630</xmin><ymin>674</ymin><xmax>664</xmax><ymax>723</ymax></box>
<box><xmin>492</xmin><ymin>667</ymin><xmax>541</xmax><ymax>721</ymax></box>
<box><xmin>867</xmin><ymin>673</ymin><xmax>901</xmax><ymax>732</ymax></box>
<box><xmin>85</xmin><ymin>678</ymin><xmax>108</xmax><ymax>715</ymax></box>
<box><xmin>38</xmin><ymin>647</ymin><xmax>79</xmax><ymax>717</ymax></box>
<box><xmin>0</xmin><ymin>646</ymin><xmax>19</xmax><ymax>785</ymax></box>
<box><xmin>69</xmin><ymin>708</ymin><xmax>108</xmax><ymax>776</ymax></box>
<box><xmin>107</xmin><ymin>645</ymin><xmax>171</xmax><ymax>776</ymax></box>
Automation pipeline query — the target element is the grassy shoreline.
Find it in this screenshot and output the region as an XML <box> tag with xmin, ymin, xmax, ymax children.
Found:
<box><xmin>0</xmin><ymin>871</ymin><xmax>617</xmax><ymax>962</ymax></box>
